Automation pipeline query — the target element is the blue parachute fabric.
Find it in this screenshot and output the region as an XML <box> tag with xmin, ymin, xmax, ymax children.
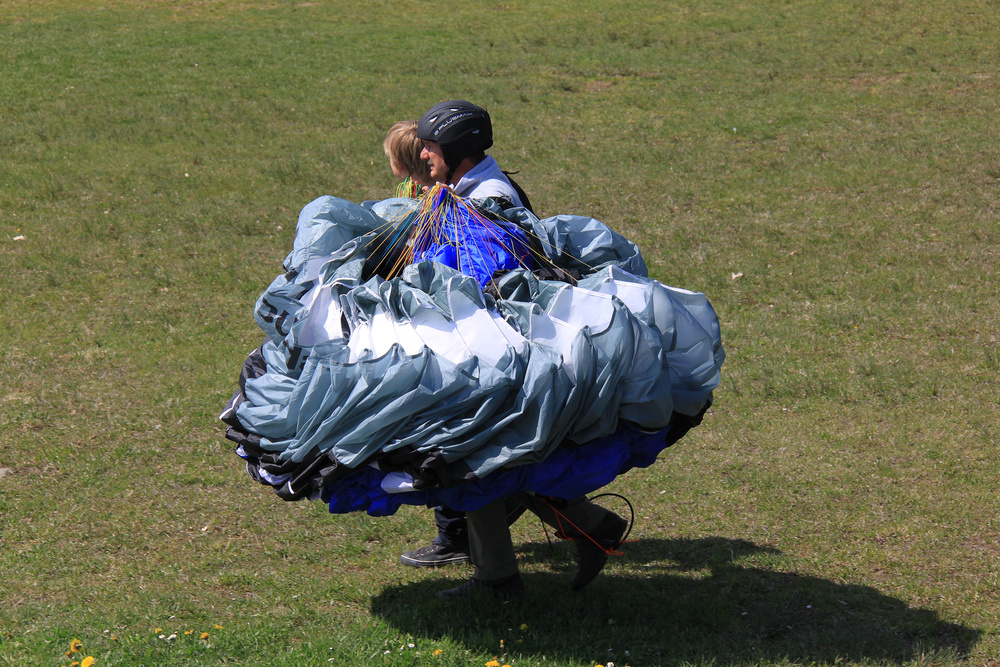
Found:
<box><xmin>320</xmin><ymin>422</ymin><xmax>672</xmax><ymax>516</ymax></box>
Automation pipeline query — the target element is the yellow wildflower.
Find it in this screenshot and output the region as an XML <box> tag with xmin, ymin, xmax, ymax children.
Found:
<box><xmin>214</xmin><ymin>624</ymin><xmax>224</xmax><ymax>629</ymax></box>
<box><xmin>433</xmin><ymin>649</ymin><xmax>443</xmax><ymax>656</ymax></box>
<box><xmin>185</xmin><ymin>630</ymin><xmax>193</xmax><ymax>635</ymax></box>
<box><xmin>200</xmin><ymin>632</ymin><xmax>210</xmax><ymax>640</ymax></box>
<box><xmin>81</xmin><ymin>658</ymin><xmax>95</xmax><ymax>667</ymax></box>
<box><xmin>70</xmin><ymin>638</ymin><xmax>83</xmax><ymax>653</ymax></box>
<box><xmin>71</xmin><ymin>662</ymin><xmax>80</xmax><ymax>667</ymax></box>
<box><xmin>520</xmin><ymin>623</ymin><xmax>528</xmax><ymax>631</ymax></box>
<box><xmin>486</xmin><ymin>661</ymin><xmax>501</xmax><ymax>667</ymax></box>
<box><xmin>154</xmin><ymin>628</ymin><xmax>163</xmax><ymax>633</ymax></box>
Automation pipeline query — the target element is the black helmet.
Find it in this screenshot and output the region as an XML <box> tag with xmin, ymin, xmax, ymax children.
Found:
<box><xmin>417</xmin><ymin>100</ymin><xmax>493</xmax><ymax>172</ymax></box>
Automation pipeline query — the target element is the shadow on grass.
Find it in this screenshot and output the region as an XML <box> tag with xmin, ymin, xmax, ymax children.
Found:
<box><xmin>371</xmin><ymin>537</ymin><xmax>980</xmax><ymax>666</ymax></box>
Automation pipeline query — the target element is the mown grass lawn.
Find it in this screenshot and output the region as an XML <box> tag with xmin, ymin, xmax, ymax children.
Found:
<box><xmin>1</xmin><ymin>1</ymin><xmax>998</xmax><ymax>665</ymax></box>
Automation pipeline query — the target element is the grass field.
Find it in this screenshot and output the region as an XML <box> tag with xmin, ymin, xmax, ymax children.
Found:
<box><xmin>2</xmin><ymin>1</ymin><xmax>998</xmax><ymax>665</ymax></box>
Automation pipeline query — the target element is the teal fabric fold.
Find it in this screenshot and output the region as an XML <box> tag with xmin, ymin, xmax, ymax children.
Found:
<box><xmin>230</xmin><ymin>192</ymin><xmax>724</xmax><ymax>484</ymax></box>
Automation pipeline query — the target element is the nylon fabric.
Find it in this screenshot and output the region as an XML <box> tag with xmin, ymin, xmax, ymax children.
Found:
<box><xmin>221</xmin><ymin>190</ymin><xmax>724</xmax><ymax>515</ymax></box>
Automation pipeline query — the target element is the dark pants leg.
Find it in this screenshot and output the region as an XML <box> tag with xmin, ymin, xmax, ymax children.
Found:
<box><xmin>434</xmin><ymin>500</ymin><xmax>528</xmax><ymax>552</ymax></box>
<box><xmin>513</xmin><ymin>494</ymin><xmax>611</xmax><ymax>542</ymax></box>
<box><xmin>466</xmin><ymin>498</ymin><xmax>519</xmax><ymax>581</ymax></box>
<box><xmin>464</xmin><ymin>493</ymin><xmax>619</xmax><ymax>581</ymax></box>
<box><xmin>433</xmin><ymin>506</ymin><xmax>468</xmax><ymax>550</ymax></box>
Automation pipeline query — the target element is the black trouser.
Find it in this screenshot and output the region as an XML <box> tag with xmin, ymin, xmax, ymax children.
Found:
<box><xmin>466</xmin><ymin>493</ymin><xmax>617</xmax><ymax>580</ymax></box>
<box><xmin>432</xmin><ymin>500</ymin><xmax>526</xmax><ymax>551</ymax></box>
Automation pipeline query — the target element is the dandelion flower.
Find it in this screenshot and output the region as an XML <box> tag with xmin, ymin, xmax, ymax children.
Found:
<box><xmin>154</xmin><ymin>628</ymin><xmax>163</xmax><ymax>633</ymax></box>
<box><xmin>200</xmin><ymin>632</ymin><xmax>210</xmax><ymax>640</ymax></box>
<box><xmin>214</xmin><ymin>624</ymin><xmax>224</xmax><ymax>629</ymax></box>
<box><xmin>486</xmin><ymin>661</ymin><xmax>501</xmax><ymax>667</ymax></box>
<box><xmin>81</xmin><ymin>658</ymin><xmax>95</xmax><ymax>667</ymax></box>
<box><xmin>520</xmin><ymin>623</ymin><xmax>528</xmax><ymax>631</ymax></box>
<box><xmin>433</xmin><ymin>649</ymin><xmax>443</xmax><ymax>656</ymax></box>
<box><xmin>70</xmin><ymin>639</ymin><xmax>83</xmax><ymax>653</ymax></box>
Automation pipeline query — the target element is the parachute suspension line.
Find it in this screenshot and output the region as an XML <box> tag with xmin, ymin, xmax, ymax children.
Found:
<box><xmin>358</xmin><ymin>184</ymin><xmax>608</xmax><ymax>290</ymax></box>
<box><xmin>587</xmin><ymin>492</ymin><xmax>636</xmax><ymax>546</ymax></box>
<box><xmin>394</xmin><ymin>177</ymin><xmax>421</xmax><ymax>199</ymax></box>
<box><xmin>410</xmin><ymin>184</ymin><xmax>455</xmax><ymax>262</ymax></box>
<box><xmin>513</xmin><ymin>220</ymin><xmax>605</xmax><ymax>278</ymax></box>
<box><xmin>410</xmin><ymin>184</ymin><xmax>536</xmax><ymax>279</ymax></box>
<box><xmin>537</xmin><ymin>512</ymin><xmax>560</xmax><ymax>558</ymax></box>
<box><xmin>534</xmin><ymin>495</ymin><xmax>630</xmax><ymax>558</ymax></box>
<box><xmin>352</xmin><ymin>202</ymin><xmax>421</xmax><ymax>281</ymax></box>
<box><xmin>384</xmin><ymin>220</ymin><xmax>416</xmax><ymax>278</ymax></box>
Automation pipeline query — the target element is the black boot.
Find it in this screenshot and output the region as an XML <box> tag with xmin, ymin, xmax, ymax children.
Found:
<box><xmin>571</xmin><ymin>513</ymin><xmax>627</xmax><ymax>590</ymax></box>
<box><xmin>438</xmin><ymin>573</ymin><xmax>525</xmax><ymax>600</ymax></box>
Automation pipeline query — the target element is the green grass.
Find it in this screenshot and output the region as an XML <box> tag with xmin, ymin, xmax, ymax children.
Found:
<box><xmin>2</xmin><ymin>0</ymin><xmax>999</xmax><ymax>665</ymax></box>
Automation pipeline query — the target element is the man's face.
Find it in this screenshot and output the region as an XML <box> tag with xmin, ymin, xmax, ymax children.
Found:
<box><xmin>420</xmin><ymin>141</ymin><xmax>449</xmax><ymax>183</ymax></box>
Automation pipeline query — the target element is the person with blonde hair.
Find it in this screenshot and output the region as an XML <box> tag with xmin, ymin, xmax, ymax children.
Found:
<box><xmin>383</xmin><ymin>120</ymin><xmax>432</xmax><ymax>197</ymax></box>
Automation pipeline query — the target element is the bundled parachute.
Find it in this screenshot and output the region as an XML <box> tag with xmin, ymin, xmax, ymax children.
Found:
<box><xmin>220</xmin><ymin>186</ymin><xmax>724</xmax><ymax>516</ymax></box>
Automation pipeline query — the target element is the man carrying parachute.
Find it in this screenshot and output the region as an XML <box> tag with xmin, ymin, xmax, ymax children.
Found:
<box><xmin>220</xmin><ymin>100</ymin><xmax>724</xmax><ymax>599</ymax></box>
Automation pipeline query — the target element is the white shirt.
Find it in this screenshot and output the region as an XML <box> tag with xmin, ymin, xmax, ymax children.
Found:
<box><xmin>452</xmin><ymin>156</ymin><xmax>523</xmax><ymax>207</ymax></box>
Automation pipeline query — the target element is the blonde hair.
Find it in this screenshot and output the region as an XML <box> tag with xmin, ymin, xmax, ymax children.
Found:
<box><xmin>383</xmin><ymin>120</ymin><xmax>430</xmax><ymax>184</ymax></box>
